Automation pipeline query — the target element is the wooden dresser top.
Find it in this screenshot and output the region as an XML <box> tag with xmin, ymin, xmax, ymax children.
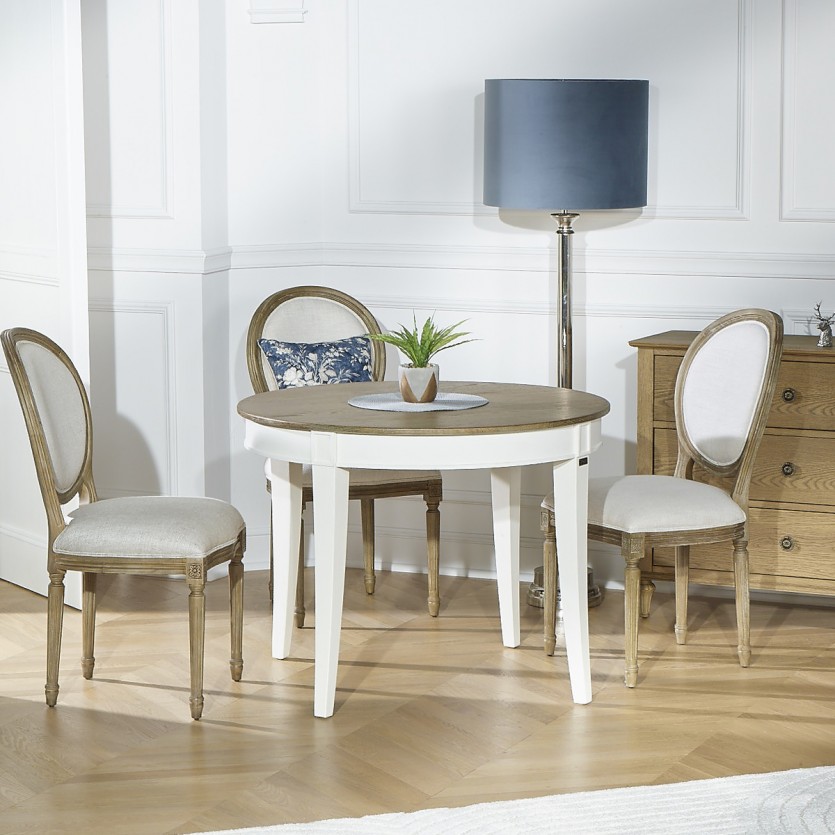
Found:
<box><xmin>629</xmin><ymin>331</ymin><xmax>829</xmax><ymax>359</ymax></box>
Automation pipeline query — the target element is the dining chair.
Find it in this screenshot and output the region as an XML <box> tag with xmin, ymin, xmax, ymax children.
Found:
<box><xmin>540</xmin><ymin>308</ymin><xmax>783</xmax><ymax>686</ymax></box>
<box><xmin>2</xmin><ymin>327</ymin><xmax>245</xmax><ymax>720</ymax></box>
<box><xmin>246</xmin><ymin>285</ymin><xmax>443</xmax><ymax>625</ymax></box>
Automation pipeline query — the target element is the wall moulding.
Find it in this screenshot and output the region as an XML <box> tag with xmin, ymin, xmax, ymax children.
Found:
<box><xmin>86</xmin><ymin>246</ymin><xmax>232</xmax><ymax>275</ymax></box>
<box><xmin>0</xmin><ymin>245</ymin><xmax>59</xmax><ymax>283</ymax></box>
<box><xmin>248</xmin><ymin>1</ymin><xmax>306</xmax><ymax>24</ymax></box>
<box><xmin>228</xmin><ymin>242</ymin><xmax>835</xmax><ymax>281</ymax></box>
<box><xmin>84</xmin><ymin>243</ymin><xmax>835</xmax><ymax>283</ymax></box>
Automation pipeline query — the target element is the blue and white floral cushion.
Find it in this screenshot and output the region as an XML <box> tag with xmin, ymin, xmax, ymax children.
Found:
<box><xmin>258</xmin><ymin>336</ymin><xmax>373</xmax><ymax>388</ymax></box>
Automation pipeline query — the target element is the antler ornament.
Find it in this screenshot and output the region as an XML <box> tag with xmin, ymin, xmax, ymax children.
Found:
<box><xmin>813</xmin><ymin>301</ymin><xmax>834</xmax><ymax>348</ymax></box>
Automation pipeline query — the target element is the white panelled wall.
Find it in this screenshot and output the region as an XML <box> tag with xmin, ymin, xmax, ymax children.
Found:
<box><xmin>77</xmin><ymin>0</ymin><xmax>835</xmax><ymax>592</ymax></box>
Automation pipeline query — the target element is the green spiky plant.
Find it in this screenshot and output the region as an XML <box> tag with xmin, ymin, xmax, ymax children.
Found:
<box><xmin>368</xmin><ymin>314</ymin><xmax>476</xmax><ymax>367</ymax></box>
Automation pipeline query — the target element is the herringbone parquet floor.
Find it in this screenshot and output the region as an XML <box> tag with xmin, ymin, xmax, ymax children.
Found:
<box><xmin>1</xmin><ymin>567</ymin><xmax>834</xmax><ymax>834</ymax></box>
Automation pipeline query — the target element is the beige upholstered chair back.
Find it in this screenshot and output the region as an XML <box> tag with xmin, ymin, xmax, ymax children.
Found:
<box><xmin>246</xmin><ymin>286</ymin><xmax>386</xmax><ymax>393</ymax></box>
<box><xmin>1</xmin><ymin>328</ymin><xmax>96</xmax><ymax>539</ymax></box>
<box><xmin>673</xmin><ymin>309</ymin><xmax>783</xmax><ymax>504</ymax></box>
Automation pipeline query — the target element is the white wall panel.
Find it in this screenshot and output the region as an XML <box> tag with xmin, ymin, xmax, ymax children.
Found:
<box><xmin>781</xmin><ymin>0</ymin><xmax>835</xmax><ymax>221</ymax></box>
<box><xmin>0</xmin><ymin>1</ymin><xmax>59</xmax><ymax>251</ymax></box>
<box><xmin>82</xmin><ymin>0</ymin><xmax>172</xmax><ymax>218</ymax></box>
<box><xmin>89</xmin><ymin>301</ymin><xmax>175</xmax><ymax>497</ymax></box>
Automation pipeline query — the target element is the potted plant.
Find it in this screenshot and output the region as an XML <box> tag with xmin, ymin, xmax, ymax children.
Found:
<box><xmin>368</xmin><ymin>314</ymin><xmax>475</xmax><ymax>402</ymax></box>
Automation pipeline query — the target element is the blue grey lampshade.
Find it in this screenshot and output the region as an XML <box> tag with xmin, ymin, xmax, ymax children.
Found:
<box><xmin>483</xmin><ymin>79</ymin><xmax>649</xmax><ymax>211</ymax></box>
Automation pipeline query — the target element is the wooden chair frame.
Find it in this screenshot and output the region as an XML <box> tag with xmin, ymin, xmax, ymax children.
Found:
<box><xmin>2</xmin><ymin>327</ymin><xmax>244</xmax><ymax>720</ymax></box>
<box><xmin>542</xmin><ymin>309</ymin><xmax>784</xmax><ymax>686</ymax></box>
<box><xmin>246</xmin><ymin>286</ymin><xmax>443</xmax><ymax>623</ymax></box>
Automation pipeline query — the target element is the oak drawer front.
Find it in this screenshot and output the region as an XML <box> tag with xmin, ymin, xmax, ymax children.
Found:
<box><xmin>653</xmin><ymin>428</ymin><xmax>835</xmax><ymax>507</ymax></box>
<box><xmin>769</xmin><ymin>361</ymin><xmax>835</xmax><ymax>431</ymax></box>
<box><xmin>651</xmin><ymin>355</ymin><xmax>835</xmax><ymax>431</ymax></box>
<box><xmin>653</xmin><ymin>506</ymin><xmax>835</xmax><ymax>581</ymax></box>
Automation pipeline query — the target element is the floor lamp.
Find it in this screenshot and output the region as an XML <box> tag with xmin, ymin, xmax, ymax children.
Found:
<box><xmin>483</xmin><ymin>78</ymin><xmax>649</xmax><ymax>605</ymax></box>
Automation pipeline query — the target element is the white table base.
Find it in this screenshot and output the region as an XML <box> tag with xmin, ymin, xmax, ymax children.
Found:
<box><xmin>267</xmin><ymin>452</ymin><xmax>593</xmax><ymax>717</ymax></box>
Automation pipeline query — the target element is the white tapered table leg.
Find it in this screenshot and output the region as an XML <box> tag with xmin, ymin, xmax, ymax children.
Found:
<box><xmin>491</xmin><ymin>467</ymin><xmax>521</xmax><ymax>648</ymax></box>
<box><xmin>268</xmin><ymin>458</ymin><xmax>302</xmax><ymax>659</ymax></box>
<box><xmin>552</xmin><ymin>455</ymin><xmax>592</xmax><ymax>704</ymax></box>
<box><xmin>312</xmin><ymin>458</ymin><xmax>350</xmax><ymax>718</ymax></box>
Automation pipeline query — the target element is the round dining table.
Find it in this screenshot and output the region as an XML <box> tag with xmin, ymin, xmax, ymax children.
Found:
<box><xmin>238</xmin><ymin>380</ymin><xmax>610</xmax><ymax>717</ymax></box>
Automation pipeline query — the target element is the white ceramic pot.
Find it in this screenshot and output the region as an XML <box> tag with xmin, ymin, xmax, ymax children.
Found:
<box><xmin>398</xmin><ymin>363</ymin><xmax>439</xmax><ymax>403</ymax></box>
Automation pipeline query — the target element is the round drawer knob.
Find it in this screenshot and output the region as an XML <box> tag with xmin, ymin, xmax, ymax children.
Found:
<box><xmin>782</xmin><ymin>388</ymin><xmax>797</xmax><ymax>402</ymax></box>
<box><xmin>781</xmin><ymin>462</ymin><xmax>795</xmax><ymax>476</ymax></box>
<box><xmin>780</xmin><ymin>536</ymin><xmax>795</xmax><ymax>551</ymax></box>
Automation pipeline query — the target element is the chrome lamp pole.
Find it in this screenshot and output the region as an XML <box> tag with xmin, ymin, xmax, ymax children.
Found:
<box><xmin>554</xmin><ymin>211</ymin><xmax>578</xmax><ymax>390</ymax></box>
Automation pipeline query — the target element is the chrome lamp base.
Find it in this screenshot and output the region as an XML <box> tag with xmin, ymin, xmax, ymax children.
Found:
<box><xmin>527</xmin><ymin>564</ymin><xmax>603</xmax><ymax>610</ymax></box>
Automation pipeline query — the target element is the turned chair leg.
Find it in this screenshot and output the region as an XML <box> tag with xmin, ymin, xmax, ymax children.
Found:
<box><xmin>46</xmin><ymin>569</ymin><xmax>66</xmax><ymax>707</ymax></box>
<box><xmin>733</xmin><ymin>536</ymin><xmax>751</xmax><ymax>667</ymax></box>
<box><xmin>426</xmin><ymin>488</ymin><xmax>441</xmax><ymax>617</ymax></box>
<box><xmin>622</xmin><ymin>535</ymin><xmax>644</xmax><ymax>688</ymax></box>
<box><xmin>639</xmin><ymin>579</ymin><xmax>655</xmax><ymax>618</ymax></box>
<box><xmin>81</xmin><ymin>572</ymin><xmax>96</xmax><ymax>679</ymax></box>
<box><xmin>361</xmin><ymin>498</ymin><xmax>376</xmax><ymax>595</ymax></box>
<box><xmin>187</xmin><ymin>568</ymin><xmax>207</xmax><ymax>720</ymax></box>
<box><xmin>541</xmin><ymin>510</ymin><xmax>558</xmax><ymax>656</ymax></box>
<box><xmin>229</xmin><ymin>540</ymin><xmax>244</xmax><ymax>682</ymax></box>
<box><xmin>674</xmin><ymin>545</ymin><xmax>689</xmax><ymax>645</ymax></box>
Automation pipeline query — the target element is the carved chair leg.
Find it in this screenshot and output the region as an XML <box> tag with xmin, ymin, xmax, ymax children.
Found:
<box><xmin>541</xmin><ymin>510</ymin><xmax>558</xmax><ymax>656</ymax></box>
<box><xmin>46</xmin><ymin>570</ymin><xmax>66</xmax><ymax>707</ymax></box>
<box><xmin>639</xmin><ymin>580</ymin><xmax>655</xmax><ymax>618</ymax></box>
<box><xmin>361</xmin><ymin>498</ymin><xmax>376</xmax><ymax>595</ymax></box>
<box><xmin>187</xmin><ymin>568</ymin><xmax>207</xmax><ymax>720</ymax></box>
<box><xmin>426</xmin><ymin>495</ymin><xmax>441</xmax><ymax>617</ymax></box>
<box><xmin>294</xmin><ymin>505</ymin><xmax>306</xmax><ymax>628</ymax></box>
<box><xmin>622</xmin><ymin>535</ymin><xmax>644</xmax><ymax>688</ymax></box>
<box><xmin>229</xmin><ymin>540</ymin><xmax>244</xmax><ymax>682</ymax></box>
<box><xmin>81</xmin><ymin>572</ymin><xmax>96</xmax><ymax>679</ymax></box>
<box><xmin>674</xmin><ymin>545</ymin><xmax>690</xmax><ymax>645</ymax></box>
<box><xmin>733</xmin><ymin>536</ymin><xmax>751</xmax><ymax>667</ymax></box>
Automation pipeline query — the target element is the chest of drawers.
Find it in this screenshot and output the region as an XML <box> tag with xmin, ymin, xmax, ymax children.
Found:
<box><xmin>630</xmin><ymin>331</ymin><xmax>835</xmax><ymax>596</ymax></box>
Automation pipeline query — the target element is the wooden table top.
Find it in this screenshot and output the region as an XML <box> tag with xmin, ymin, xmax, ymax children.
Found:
<box><xmin>237</xmin><ymin>381</ymin><xmax>610</xmax><ymax>437</ymax></box>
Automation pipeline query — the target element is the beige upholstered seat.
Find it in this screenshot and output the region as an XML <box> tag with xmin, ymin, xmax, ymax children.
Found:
<box><xmin>541</xmin><ymin>309</ymin><xmax>783</xmax><ymax>686</ymax></box>
<box><xmin>1</xmin><ymin>328</ymin><xmax>245</xmax><ymax>720</ymax></box>
<box><xmin>246</xmin><ymin>286</ymin><xmax>443</xmax><ymax>624</ymax></box>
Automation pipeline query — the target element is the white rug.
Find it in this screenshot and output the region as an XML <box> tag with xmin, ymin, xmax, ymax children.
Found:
<box><xmin>206</xmin><ymin>765</ymin><xmax>835</xmax><ymax>834</ymax></box>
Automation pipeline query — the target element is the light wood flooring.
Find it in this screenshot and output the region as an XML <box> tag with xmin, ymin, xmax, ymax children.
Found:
<box><xmin>1</xmin><ymin>567</ymin><xmax>835</xmax><ymax>834</ymax></box>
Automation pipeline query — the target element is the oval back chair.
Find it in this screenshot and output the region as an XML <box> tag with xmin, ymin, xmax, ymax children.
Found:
<box><xmin>246</xmin><ymin>286</ymin><xmax>443</xmax><ymax>623</ymax></box>
<box><xmin>2</xmin><ymin>327</ymin><xmax>245</xmax><ymax>720</ymax></box>
<box><xmin>541</xmin><ymin>309</ymin><xmax>783</xmax><ymax>686</ymax></box>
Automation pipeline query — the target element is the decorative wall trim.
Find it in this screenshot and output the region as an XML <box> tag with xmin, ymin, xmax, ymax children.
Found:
<box><xmin>88</xmin><ymin>299</ymin><xmax>178</xmax><ymax>496</ymax></box>
<box><xmin>85</xmin><ymin>0</ymin><xmax>174</xmax><ymax>219</ymax></box>
<box><xmin>0</xmin><ymin>520</ymin><xmax>48</xmax><ymax>551</ymax></box>
<box><xmin>228</xmin><ymin>241</ymin><xmax>835</xmax><ymax>280</ymax></box>
<box><xmin>346</xmin><ymin>0</ymin><xmax>751</xmax><ymax>222</ymax></box>
<box><xmin>0</xmin><ymin>245</ymin><xmax>59</xmax><ymax>283</ymax></box>
<box><xmin>87</xmin><ymin>246</ymin><xmax>232</xmax><ymax>274</ymax></box>
<box><xmin>780</xmin><ymin>0</ymin><xmax>835</xmax><ymax>222</ymax></box>
<box><xmin>248</xmin><ymin>1</ymin><xmax>307</xmax><ymax>24</ymax></box>
<box><xmin>86</xmin><ymin>241</ymin><xmax>835</xmax><ymax>281</ymax></box>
